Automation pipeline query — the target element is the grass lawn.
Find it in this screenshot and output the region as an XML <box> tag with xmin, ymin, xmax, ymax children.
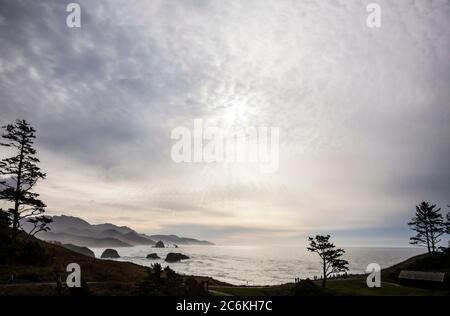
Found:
<box><xmin>210</xmin><ymin>278</ymin><xmax>450</xmax><ymax>296</ymax></box>
<box><xmin>209</xmin><ymin>284</ymin><xmax>293</xmax><ymax>296</ymax></box>
<box><xmin>320</xmin><ymin>278</ymin><xmax>449</xmax><ymax>296</ymax></box>
<box><xmin>209</xmin><ymin>287</ymin><xmax>271</xmax><ymax>296</ymax></box>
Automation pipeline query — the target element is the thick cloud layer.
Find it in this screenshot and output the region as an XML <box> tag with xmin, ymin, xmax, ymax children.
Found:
<box><xmin>0</xmin><ymin>0</ymin><xmax>449</xmax><ymax>245</ymax></box>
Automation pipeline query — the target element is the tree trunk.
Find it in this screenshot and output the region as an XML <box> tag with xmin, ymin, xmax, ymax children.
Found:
<box><xmin>11</xmin><ymin>134</ymin><xmax>25</xmax><ymax>248</ymax></box>
<box><xmin>431</xmin><ymin>233</ymin><xmax>437</xmax><ymax>254</ymax></box>
<box><xmin>425</xmin><ymin>226</ymin><xmax>431</xmax><ymax>254</ymax></box>
<box><xmin>322</xmin><ymin>258</ymin><xmax>327</xmax><ymax>288</ymax></box>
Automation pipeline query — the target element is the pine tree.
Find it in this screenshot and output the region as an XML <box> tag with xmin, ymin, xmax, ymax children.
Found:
<box><xmin>307</xmin><ymin>235</ymin><xmax>349</xmax><ymax>288</ymax></box>
<box><xmin>408</xmin><ymin>201</ymin><xmax>445</xmax><ymax>254</ymax></box>
<box><xmin>446</xmin><ymin>208</ymin><xmax>450</xmax><ymax>249</ymax></box>
<box><xmin>0</xmin><ymin>119</ymin><xmax>50</xmax><ymax>247</ymax></box>
<box><xmin>446</xmin><ymin>208</ymin><xmax>450</xmax><ymax>235</ymax></box>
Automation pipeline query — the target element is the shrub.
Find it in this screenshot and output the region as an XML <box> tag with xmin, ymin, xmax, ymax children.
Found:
<box><xmin>184</xmin><ymin>278</ymin><xmax>208</xmax><ymax>296</ymax></box>
<box><xmin>14</xmin><ymin>240</ymin><xmax>49</xmax><ymax>264</ymax></box>
<box><xmin>293</xmin><ymin>279</ymin><xmax>328</xmax><ymax>296</ymax></box>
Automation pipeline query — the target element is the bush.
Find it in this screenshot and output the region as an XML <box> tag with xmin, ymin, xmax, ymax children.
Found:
<box><xmin>408</xmin><ymin>251</ymin><xmax>450</xmax><ymax>271</ymax></box>
<box><xmin>293</xmin><ymin>279</ymin><xmax>328</xmax><ymax>296</ymax></box>
<box><xmin>184</xmin><ymin>278</ymin><xmax>208</xmax><ymax>296</ymax></box>
<box><xmin>136</xmin><ymin>267</ymin><xmax>165</xmax><ymax>295</ymax></box>
<box><xmin>14</xmin><ymin>240</ymin><xmax>49</xmax><ymax>264</ymax></box>
<box><xmin>0</xmin><ymin>210</ymin><xmax>12</xmax><ymax>263</ymax></box>
<box><xmin>136</xmin><ymin>266</ymin><xmax>208</xmax><ymax>296</ymax></box>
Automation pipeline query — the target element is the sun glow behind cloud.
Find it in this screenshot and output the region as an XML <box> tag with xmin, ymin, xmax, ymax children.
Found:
<box><xmin>0</xmin><ymin>0</ymin><xmax>449</xmax><ymax>245</ymax></box>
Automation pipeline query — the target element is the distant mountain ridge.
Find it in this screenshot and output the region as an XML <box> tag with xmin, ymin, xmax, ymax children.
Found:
<box><xmin>148</xmin><ymin>234</ymin><xmax>213</xmax><ymax>246</ymax></box>
<box><xmin>21</xmin><ymin>215</ymin><xmax>214</xmax><ymax>247</ymax></box>
<box><xmin>40</xmin><ymin>231</ymin><xmax>132</xmax><ymax>247</ymax></box>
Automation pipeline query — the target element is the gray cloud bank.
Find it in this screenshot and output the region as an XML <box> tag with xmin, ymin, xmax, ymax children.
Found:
<box><xmin>0</xmin><ymin>0</ymin><xmax>449</xmax><ymax>245</ymax></box>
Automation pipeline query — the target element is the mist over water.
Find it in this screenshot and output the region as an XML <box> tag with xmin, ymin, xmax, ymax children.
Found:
<box><xmin>92</xmin><ymin>245</ymin><xmax>424</xmax><ymax>285</ymax></box>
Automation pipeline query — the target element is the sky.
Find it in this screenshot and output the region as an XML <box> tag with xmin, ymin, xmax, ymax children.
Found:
<box><xmin>0</xmin><ymin>0</ymin><xmax>449</xmax><ymax>246</ymax></box>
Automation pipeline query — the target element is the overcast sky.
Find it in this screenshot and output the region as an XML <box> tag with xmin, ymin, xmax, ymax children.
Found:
<box><xmin>0</xmin><ymin>0</ymin><xmax>449</xmax><ymax>246</ymax></box>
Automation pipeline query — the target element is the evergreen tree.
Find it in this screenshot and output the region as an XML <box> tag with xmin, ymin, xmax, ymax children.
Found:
<box><xmin>446</xmin><ymin>208</ymin><xmax>450</xmax><ymax>235</ymax></box>
<box><xmin>446</xmin><ymin>208</ymin><xmax>450</xmax><ymax>249</ymax></box>
<box><xmin>307</xmin><ymin>235</ymin><xmax>349</xmax><ymax>288</ymax></box>
<box><xmin>408</xmin><ymin>201</ymin><xmax>445</xmax><ymax>253</ymax></box>
<box><xmin>27</xmin><ymin>215</ymin><xmax>53</xmax><ymax>238</ymax></box>
<box><xmin>0</xmin><ymin>119</ymin><xmax>50</xmax><ymax>247</ymax></box>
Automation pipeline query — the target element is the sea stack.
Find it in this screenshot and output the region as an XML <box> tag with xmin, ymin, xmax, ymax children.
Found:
<box><xmin>165</xmin><ymin>252</ymin><xmax>190</xmax><ymax>262</ymax></box>
<box><xmin>146</xmin><ymin>253</ymin><xmax>160</xmax><ymax>259</ymax></box>
<box><xmin>101</xmin><ymin>248</ymin><xmax>120</xmax><ymax>259</ymax></box>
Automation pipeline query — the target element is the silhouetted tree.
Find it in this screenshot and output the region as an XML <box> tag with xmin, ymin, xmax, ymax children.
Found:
<box><xmin>184</xmin><ymin>278</ymin><xmax>208</xmax><ymax>296</ymax></box>
<box><xmin>164</xmin><ymin>266</ymin><xmax>185</xmax><ymax>295</ymax></box>
<box><xmin>137</xmin><ymin>265</ymin><xmax>187</xmax><ymax>296</ymax></box>
<box><xmin>0</xmin><ymin>119</ymin><xmax>50</xmax><ymax>247</ymax></box>
<box><xmin>446</xmin><ymin>207</ymin><xmax>450</xmax><ymax>235</ymax></box>
<box><xmin>446</xmin><ymin>208</ymin><xmax>450</xmax><ymax>249</ymax></box>
<box><xmin>151</xmin><ymin>262</ymin><xmax>163</xmax><ymax>281</ymax></box>
<box><xmin>307</xmin><ymin>235</ymin><xmax>349</xmax><ymax>288</ymax></box>
<box><xmin>408</xmin><ymin>201</ymin><xmax>445</xmax><ymax>254</ymax></box>
<box><xmin>26</xmin><ymin>215</ymin><xmax>53</xmax><ymax>238</ymax></box>
<box><xmin>293</xmin><ymin>278</ymin><xmax>328</xmax><ymax>296</ymax></box>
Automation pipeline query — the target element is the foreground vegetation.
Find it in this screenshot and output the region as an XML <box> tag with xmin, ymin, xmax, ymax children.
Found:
<box><xmin>210</xmin><ymin>278</ymin><xmax>449</xmax><ymax>296</ymax></box>
<box><xmin>210</xmin><ymin>251</ymin><xmax>450</xmax><ymax>296</ymax></box>
<box><xmin>0</xmin><ymin>232</ymin><xmax>226</xmax><ymax>296</ymax></box>
<box><xmin>0</xmin><ymin>231</ymin><xmax>449</xmax><ymax>296</ymax></box>
<box><xmin>0</xmin><ymin>119</ymin><xmax>449</xmax><ymax>296</ymax></box>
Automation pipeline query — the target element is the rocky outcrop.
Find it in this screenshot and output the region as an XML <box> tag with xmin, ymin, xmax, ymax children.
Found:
<box><xmin>62</xmin><ymin>243</ymin><xmax>95</xmax><ymax>258</ymax></box>
<box><xmin>101</xmin><ymin>248</ymin><xmax>120</xmax><ymax>259</ymax></box>
<box><xmin>146</xmin><ymin>253</ymin><xmax>160</xmax><ymax>259</ymax></box>
<box><xmin>154</xmin><ymin>240</ymin><xmax>165</xmax><ymax>248</ymax></box>
<box><xmin>165</xmin><ymin>252</ymin><xmax>190</xmax><ymax>262</ymax></box>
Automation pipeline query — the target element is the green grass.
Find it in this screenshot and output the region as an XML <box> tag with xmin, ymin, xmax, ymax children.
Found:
<box><xmin>208</xmin><ymin>289</ymin><xmax>233</xmax><ymax>296</ymax></box>
<box><xmin>210</xmin><ymin>287</ymin><xmax>270</xmax><ymax>296</ymax></box>
<box><xmin>210</xmin><ymin>278</ymin><xmax>450</xmax><ymax>296</ymax></box>
<box><xmin>210</xmin><ymin>284</ymin><xmax>293</xmax><ymax>296</ymax></box>
<box><xmin>320</xmin><ymin>278</ymin><xmax>449</xmax><ymax>296</ymax></box>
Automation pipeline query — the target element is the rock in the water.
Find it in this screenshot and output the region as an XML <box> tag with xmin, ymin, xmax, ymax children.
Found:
<box><xmin>165</xmin><ymin>252</ymin><xmax>190</xmax><ymax>262</ymax></box>
<box><xmin>101</xmin><ymin>248</ymin><xmax>120</xmax><ymax>259</ymax></box>
<box><xmin>62</xmin><ymin>244</ymin><xmax>95</xmax><ymax>258</ymax></box>
<box><xmin>154</xmin><ymin>240</ymin><xmax>165</xmax><ymax>248</ymax></box>
<box><xmin>146</xmin><ymin>253</ymin><xmax>160</xmax><ymax>259</ymax></box>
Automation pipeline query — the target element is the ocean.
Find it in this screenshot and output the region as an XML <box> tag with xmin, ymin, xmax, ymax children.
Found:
<box><xmin>91</xmin><ymin>245</ymin><xmax>424</xmax><ymax>286</ymax></box>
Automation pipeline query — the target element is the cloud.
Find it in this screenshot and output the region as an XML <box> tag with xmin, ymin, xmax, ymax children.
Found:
<box><xmin>0</xmin><ymin>0</ymin><xmax>449</xmax><ymax>244</ymax></box>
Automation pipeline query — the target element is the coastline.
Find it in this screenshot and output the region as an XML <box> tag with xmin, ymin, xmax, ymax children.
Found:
<box><xmin>89</xmin><ymin>244</ymin><xmax>425</xmax><ymax>286</ymax></box>
<box><xmin>1</xmin><ymin>237</ymin><xmax>448</xmax><ymax>296</ymax></box>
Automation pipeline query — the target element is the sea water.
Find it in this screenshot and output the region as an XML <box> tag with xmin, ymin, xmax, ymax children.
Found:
<box><xmin>91</xmin><ymin>245</ymin><xmax>424</xmax><ymax>285</ymax></box>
